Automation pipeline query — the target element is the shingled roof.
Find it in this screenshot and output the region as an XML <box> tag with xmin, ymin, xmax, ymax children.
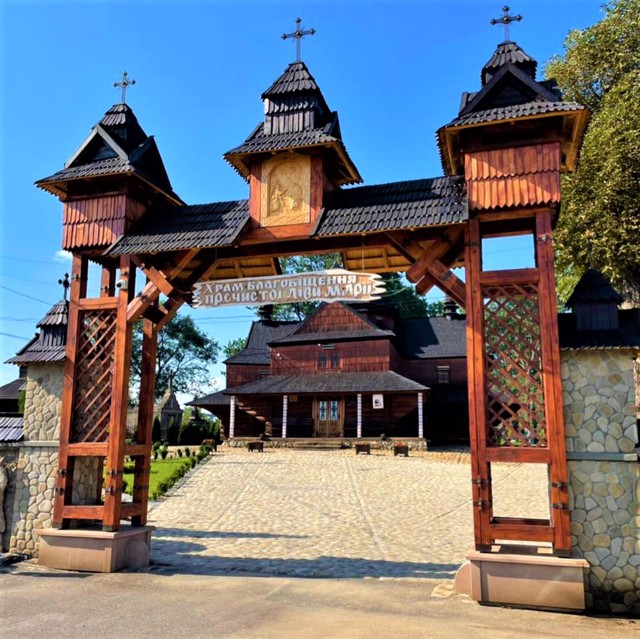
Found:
<box><xmin>313</xmin><ymin>176</ymin><xmax>467</xmax><ymax>236</ymax></box>
<box><xmin>261</xmin><ymin>61</ymin><xmax>322</xmax><ymax>97</ymax></box>
<box><xmin>225</xmin><ymin>61</ymin><xmax>362</xmax><ymax>186</ymax></box>
<box><xmin>437</xmin><ymin>39</ymin><xmax>589</xmax><ymax>175</ymax></box>
<box><xmin>0</xmin><ymin>416</ymin><xmax>23</xmax><ymax>442</ymax></box>
<box><xmin>399</xmin><ymin>316</ymin><xmax>467</xmax><ymax>359</ymax></box>
<box><xmin>446</xmin><ymin>101</ymin><xmax>584</xmax><ymax>128</ymax></box>
<box><xmin>481</xmin><ymin>40</ymin><xmax>537</xmax><ymax>85</ymax></box>
<box><xmin>37</xmin><ymin>103</ymin><xmax>181</xmax><ymax>204</ymax></box>
<box><xmin>106</xmin><ymin>200</ymin><xmax>251</xmax><ymax>255</ymax></box>
<box><xmin>0</xmin><ymin>378</ymin><xmax>25</xmax><ymax>401</ymax></box>
<box><xmin>225</xmin><ymin>320</ymin><xmax>299</xmax><ymax>365</ymax></box>
<box><xmin>566</xmin><ymin>268</ymin><xmax>624</xmax><ymax>307</ymax></box>
<box><xmin>6</xmin><ymin>301</ymin><xmax>68</xmax><ymax>365</ymax></box>
<box><xmin>105</xmin><ymin>174</ymin><xmax>467</xmax><ymax>255</ymax></box>
<box><xmin>224</xmin><ymin>371</ymin><xmax>428</xmax><ymax>396</ymax></box>
<box><xmin>558</xmin><ymin>310</ymin><xmax>640</xmax><ymax>350</ymax></box>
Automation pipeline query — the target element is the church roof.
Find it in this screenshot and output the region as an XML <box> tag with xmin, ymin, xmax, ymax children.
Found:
<box><xmin>37</xmin><ymin>300</ymin><xmax>68</xmax><ymax>327</ymax></box>
<box><xmin>225</xmin><ymin>320</ymin><xmax>299</xmax><ymax>365</ymax></box>
<box><xmin>37</xmin><ymin>103</ymin><xmax>181</xmax><ymax>204</ymax></box>
<box><xmin>399</xmin><ymin>316</ymin><xmax>468</xmax><ymax>359</ymax></box>
<box><xmin>0</xmin><ymin>378</ymin><xmax>25</xmax><ymax>401</ymax></box>
<box><xmin>223</xmin><ymin>371</ymin><xmax>428</xmax><ymax>396</ymax></box>
<box><xmin>566</xmin><ymin>268</ymin><xmax>624</xmax><ymax>307</ymax></box>
<box><xmin>6</xmin><ymin>300</ymin><xmax>68</xmax><ymax>365</ymax></box>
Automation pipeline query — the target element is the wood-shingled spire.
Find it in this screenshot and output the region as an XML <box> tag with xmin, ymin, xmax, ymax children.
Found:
<box><xmin>224</xmin><ymin>61</ymin><xmax>361</xmax><ymax>186</ymax></box>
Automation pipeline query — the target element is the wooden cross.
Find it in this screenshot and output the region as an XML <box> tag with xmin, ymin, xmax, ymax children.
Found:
<box><xmin>490</xmin><ymin>6</ymin><xmax>522</xmax><ymax>41</ymax></box>
<box><xmin>281</xmin><ymin>17</ymin><xmax>316</xmax><ymax>62</ymax></box>
<box><xmin>114</xmin><ymin>71</ymin><xmax>136</xmax><ymax>103</ymax></box>
<box><xmin>58</xmin><ymin>273</ymin><xmax>70</xmax><ymax>302</ymax></box>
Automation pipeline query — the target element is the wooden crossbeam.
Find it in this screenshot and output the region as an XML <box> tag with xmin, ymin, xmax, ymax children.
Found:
<box><xmin>127</xmin><ymin>249</ymin><xmax>200</xmax><ymax>322</ymax></box>
<box><xmin>421</xmin><ymin>259</ymin><xmax>466</xmax><ymax>308</ymax></box>
<box><xmin>385</xmin><ymin>232</ymin><xmax>467</xmax><ymax>308</ymax></box>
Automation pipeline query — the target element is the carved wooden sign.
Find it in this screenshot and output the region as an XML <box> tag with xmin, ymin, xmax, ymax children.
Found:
<box><xmin>194</xmin><ymin>269</ymin><xmax>385</xmax><ymax>308</ymax></box>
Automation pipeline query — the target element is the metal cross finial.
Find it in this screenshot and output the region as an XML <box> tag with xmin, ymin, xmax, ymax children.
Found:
<box><xmin>114</xmin><ymin>71</ymin><xmax>136</xmax><ymax>103</ymax></box>
<box><xmin>281</xmin><ymin>17</ymin><xmax>316</xmax><ymax>62</ymax></box>
<box><xmin>490</xmin><ymin>6</ymin><xmax>522</xmax><ymax>41</ymax></box>
<box><xmin>58</xmin><ymin>273</ymin><xmax>70</xmax><ymax>302</ymax></box>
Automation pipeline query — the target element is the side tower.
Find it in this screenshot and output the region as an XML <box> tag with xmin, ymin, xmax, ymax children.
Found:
<box><xmin>35</xmin><ymin>88</ymin><xmax>181</xmax><ymax>533</ymax></box>
<box><xmin>438</xmin><ymin>35</ymin><xmax>589</xmax><ymax>554</ymax></box>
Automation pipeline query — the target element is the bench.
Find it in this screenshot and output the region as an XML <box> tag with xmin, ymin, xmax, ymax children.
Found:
<box><xmin>355</xmin><ymin>443</ymin><xmax>371</xmax><ymax>455</ymax></box>
<box><xmin>248</xmin><ymin>441</ymin><xmax>264</xmax><ymax>453</ymax></box>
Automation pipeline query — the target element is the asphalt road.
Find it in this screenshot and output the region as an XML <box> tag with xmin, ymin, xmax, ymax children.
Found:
<box><xmin>1</xmin><ymin>562</ymin><xmax>636</xmax><ymax>639</ymax></box>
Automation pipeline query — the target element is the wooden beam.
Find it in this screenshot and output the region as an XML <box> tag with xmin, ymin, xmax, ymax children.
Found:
<box><xmin>103</xmin><ymin>257</ymin><xmax>135</xmax><ymax>532</ymax></box>
<box><xmin>419</xmin><ymin>259</ymin><xmax>467</xmax><ymax>308</ymax></box>
<box><xmin>67</xmin><ymin>443</ymin><xmax>109</xmax><ymax>456</ymax></box>
<box><xmin>465</xmin><ymin>218</ymin><xmax>493</xmax><ymax>549</ymax></box>
<box><xmin>485</xmin><ymin>447</ymin><xmax>551</xmax><ymax>463</ymax></box>
<box><xmin>53</xmin><ymin>254</ymin><xmax>87</xmax><ymax>529</ymax></box>
<box><xmin>132</xmin><ymin>319</ymin><xmax>157</xmax><ymax>527</ymax></box>
<box><xmin>132</xmin><ymin>257</ymin><xmax>183</xmax><ymax>298</ymax></box>
<box><xmin>535</xmin><ymin>209</ymin><xmax>571</xmax><ymax>554</ymax></box>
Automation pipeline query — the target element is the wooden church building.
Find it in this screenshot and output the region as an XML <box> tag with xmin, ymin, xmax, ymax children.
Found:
<box><xmin>190</xmin><ymin>299</ymin><xmax>468</xmax><ymax>443</ymax></box>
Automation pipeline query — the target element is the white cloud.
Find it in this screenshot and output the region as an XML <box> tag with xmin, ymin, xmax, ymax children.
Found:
<box><xmin>54</xmin><ymin>249</ymin><xmax>72</xmax><ymax>263</ymax></box>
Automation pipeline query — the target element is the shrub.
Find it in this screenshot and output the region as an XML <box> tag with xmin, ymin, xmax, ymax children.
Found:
<box><xmin>160</xmin><ymin>445</ymin><xmax>169</xmax><ymax>460</ymax></box>
<box><xmin>176</xmin><ymin>448</ymin><xmax>183</xmax><ymax>458</ymax></box>
<box><xmin>153</xmin><ymin>449</ymin><xmax>159</xmax><ymax>461</ymax></box>
<box><xmin>189</xmin><ymin>456</ymin><xmax>197</xmax><ymax>469</ymax></box>
<box><xmin>184</xmin><ymin>447</ymin><xmax>191</xmax><ymax>457</ymax></box>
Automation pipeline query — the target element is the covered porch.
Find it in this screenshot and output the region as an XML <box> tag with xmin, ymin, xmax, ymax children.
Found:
<box><xmin>220</xmin><ymin>371</ymin><xmax>429</xmax><ymax>440</ymax></box>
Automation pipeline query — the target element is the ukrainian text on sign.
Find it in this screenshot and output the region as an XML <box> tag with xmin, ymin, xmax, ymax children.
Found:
<box><xmin>194</xmin><ymin>269</ymin><xmax>385</xmax><ymax>308</ymax></box>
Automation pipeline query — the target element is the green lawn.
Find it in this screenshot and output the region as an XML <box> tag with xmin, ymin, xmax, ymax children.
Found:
<box><xmin>122</xmin><ymin>457</ymin><xmax>195</xmax><ymax>500</ymax></box>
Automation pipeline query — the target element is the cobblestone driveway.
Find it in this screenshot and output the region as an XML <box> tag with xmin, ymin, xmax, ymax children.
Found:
<box><xmin>148</xmin><ymin>448</ymin><xmax>548</xmax><ymax>579</ymax></box>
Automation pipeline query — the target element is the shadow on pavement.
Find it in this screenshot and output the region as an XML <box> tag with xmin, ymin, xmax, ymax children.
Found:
<box><xmin>149</xmin><ymin>536</ymin><xmax>459</xmax><ymax>580</ymax></box>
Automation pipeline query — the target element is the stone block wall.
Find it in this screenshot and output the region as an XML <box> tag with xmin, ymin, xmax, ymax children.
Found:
<box><xmin>7</xmin><ymin>363</ymin><xmax>101</xmax><ymax>557</ymax></box>
<box><xmin>0</xmin><ymin>446</ymin><xmax>18</xmax><ymax>551</ymax></box>
<box><xmin>562</xmin><ymin>349</ymin><xmax>640</xmax><ymax>613</ymax></box>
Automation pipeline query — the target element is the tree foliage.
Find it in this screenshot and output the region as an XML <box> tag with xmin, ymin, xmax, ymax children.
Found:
<box><xmin>223</xmin><ymin>337</ymin><xmax>248</xmax><ymax>360</ymax></box>
<box><xmin>545</xmin><ymin>0</ymin><xmax>640</xmax><ymax>302</ymax></box>
<box><xmin>131</xmin><ymin>313</ymin><xmax>219</xmax><ymax>400</ymax></box>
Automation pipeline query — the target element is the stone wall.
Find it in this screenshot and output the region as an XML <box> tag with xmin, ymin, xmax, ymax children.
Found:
<box><xmin>0</xmin><ymin>445</ymin><xmax>18</xmax><ymax>552</ymax></box>
<box><xmin>562</xmin><ymin>349</ymin><xmax>640</xmax><ymax>613</ymax></box>
<box><xmin>5</xmin><ymin>363</ymin><xmax>108</xmax><ymax>557</ymax></box>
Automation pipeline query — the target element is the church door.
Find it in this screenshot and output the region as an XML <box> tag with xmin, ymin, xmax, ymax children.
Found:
<box><xmin>315</xmin><ymin>398</ymin><xmax>342</xmax><ymax>437</ymax></box>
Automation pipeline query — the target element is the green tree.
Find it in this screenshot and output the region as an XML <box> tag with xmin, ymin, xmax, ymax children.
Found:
<box><xmin>223</xmin><ymin>337</ymin><xmax>248</xmax><ymax>359</ymax></box>
<box><xmin>545</xmin><ymin>0</ymin><xmax>640</xmax><ymax>302</ymax></box>
<box><xmin>131</xmin><ymin>313</ymin><xmax>219</xmax><ymax>400</ymax></box>
<box><xmin>379</xmin><ymin>272</ymin><xmax>429</xmax><ymax>318</ymax></box>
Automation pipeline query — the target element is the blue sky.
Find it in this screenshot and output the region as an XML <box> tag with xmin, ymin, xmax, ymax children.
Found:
<box><xmin>0</xmin><ymin>0</ymin><xmax>604</xmax><ymax>394</ymax></box>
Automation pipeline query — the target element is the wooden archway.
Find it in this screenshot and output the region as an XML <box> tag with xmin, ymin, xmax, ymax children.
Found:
<box><xmin>37</xmin><ymin>41</ymin><xmax>589</xmax><ymax>557</ymax></box>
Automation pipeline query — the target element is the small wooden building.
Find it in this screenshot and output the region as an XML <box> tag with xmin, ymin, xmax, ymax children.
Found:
<box><xmin>191</xmin><ymin>300</ymin><xmax>468</xmax><ymax>442</ymax></box>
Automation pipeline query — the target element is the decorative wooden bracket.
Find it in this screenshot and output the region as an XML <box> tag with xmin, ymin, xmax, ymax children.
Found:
<box><xmin>386</xmin><ymin>232</ymin><xmax>467</xmax><ymax>309</ymax></box>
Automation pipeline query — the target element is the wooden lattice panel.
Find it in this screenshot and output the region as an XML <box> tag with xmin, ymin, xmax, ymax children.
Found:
<box><xmin>71</xmin><ymin>309</ymin><xmax>117</xmax><ymax>442</ymax></box>
<box><xmin>482</xmin><ymin>283</ymin><xmax>547</xmax><ymax>447</ymax></box>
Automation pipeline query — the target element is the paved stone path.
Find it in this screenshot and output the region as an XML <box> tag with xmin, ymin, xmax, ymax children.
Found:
<box><xmin>148</xmin><ymin>448</ymin><xmax>548</xmax><ymax>579</ymax></box>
